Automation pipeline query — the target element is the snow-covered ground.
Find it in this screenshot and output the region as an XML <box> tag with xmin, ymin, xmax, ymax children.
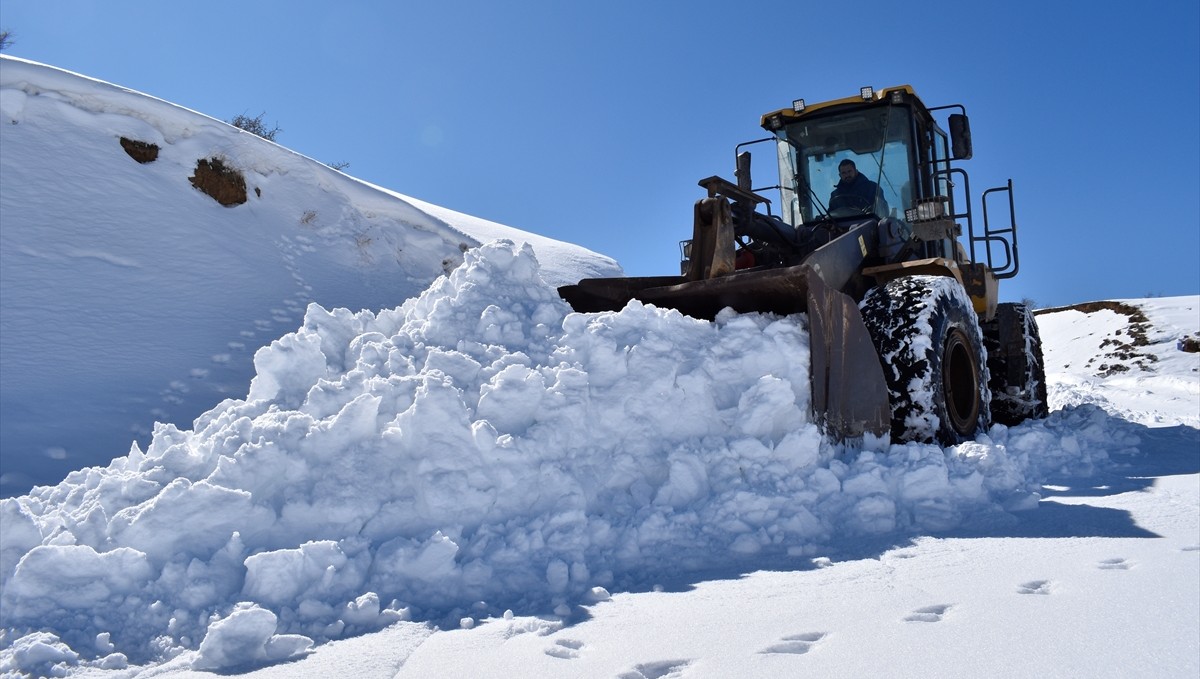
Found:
<box><xmin>1038</xmin><ymin>299</ymin><xmax>1200</xmax><ymax>430</ymax></box>
<box><xmin>1</xmin><ymin>58</ymin><xmax>1197</xmax><ymax>679</ymax></box>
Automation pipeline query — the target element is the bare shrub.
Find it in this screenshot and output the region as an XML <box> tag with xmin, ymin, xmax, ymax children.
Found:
<box><xmin>229</xmin><ymin>112</ymin><xmax>281</xmax><ymax>141</ymax></box>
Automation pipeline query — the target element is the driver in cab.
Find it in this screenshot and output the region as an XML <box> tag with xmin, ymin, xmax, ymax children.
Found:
<box><xmin>830</xmin><ymin>159</ymin><xmax>886</xmax><ymax>216</ymax></box>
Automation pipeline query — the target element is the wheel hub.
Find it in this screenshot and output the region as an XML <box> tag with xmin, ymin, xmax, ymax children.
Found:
<box><xmin>943</xmin><ymin>328</ymin><xmax>981</xmax><ymax>436</ymax></box>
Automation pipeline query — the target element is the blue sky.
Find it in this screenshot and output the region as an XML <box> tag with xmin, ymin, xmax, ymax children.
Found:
<box><xmin>2</xmin><ymin>0</ymin><xmax>1197</xmax><ymax>308</ymax></box>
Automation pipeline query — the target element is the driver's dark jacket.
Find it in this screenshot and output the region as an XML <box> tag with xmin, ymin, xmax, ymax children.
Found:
<box><xmin>830</xmin><ymin>172</ymin><xmax>881</xmax><ymax>210</ymax></box>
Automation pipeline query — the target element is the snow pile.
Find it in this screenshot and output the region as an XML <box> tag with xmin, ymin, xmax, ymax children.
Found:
<box><xmin>0</xmin><ymin>55</ymin><xmax>620</xmax><ymax>496</ymax></box>
<box><xmin>0</xmin><ymin>241</ymin><xmax>1143</xmax><ymax>674</ymax></box>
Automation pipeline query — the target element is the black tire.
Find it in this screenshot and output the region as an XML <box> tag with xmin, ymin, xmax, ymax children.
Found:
<box><xmin>860</xmin><ymin>275</ymin><xmax>991</xmax><ymax>445</ymax></box>
<box><xmin>983</xmin><ymin>303</ymin><xmax>1049</xmax><ymax>425</ymax></box>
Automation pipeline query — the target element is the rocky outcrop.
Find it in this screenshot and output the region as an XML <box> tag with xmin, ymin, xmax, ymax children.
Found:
<box><xmin>189</xmin><ymin>157</ymin><xmax>247</xmax><ymax>207</ymax></box>
<box><xmin>119</xmin><ymin>137</ymin><xmax>159</xmax><ymax>164</ymax></box>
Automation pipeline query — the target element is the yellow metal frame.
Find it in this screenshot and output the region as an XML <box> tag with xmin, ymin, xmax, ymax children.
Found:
<box><xmin>760</xmin><ymin>85</ymin><xmax>921</xmax><ymax>129</ymax></box>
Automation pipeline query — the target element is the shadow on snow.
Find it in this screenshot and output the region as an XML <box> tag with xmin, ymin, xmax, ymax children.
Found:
<box><xmin>558</xmin><ymin>414</ymin><xmax>1199</xmax><ymax>623</ymax></box>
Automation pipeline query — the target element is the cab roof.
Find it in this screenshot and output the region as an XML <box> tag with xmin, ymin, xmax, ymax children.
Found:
<box><xmin>759</xmin><ymin>85</ymin><xmax>927</xmax><ymax>130</ymax></box>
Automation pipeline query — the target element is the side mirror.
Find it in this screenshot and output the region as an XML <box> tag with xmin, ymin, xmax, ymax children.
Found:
<box><xmin>949</xmin><ymin>113</ymin><xmax>973</xmax><ymax>160</ymax></box>
<box><xmin>736</xmin><ymin>151</ymin><xmax>752</xmax><ymax>191</ymax></box>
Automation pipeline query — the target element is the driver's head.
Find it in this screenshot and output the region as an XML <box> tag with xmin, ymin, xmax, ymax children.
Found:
<box><xmin>838</xmin><ymin>159</ymin><xmax>858</xmax><ymax>183</ymax></box>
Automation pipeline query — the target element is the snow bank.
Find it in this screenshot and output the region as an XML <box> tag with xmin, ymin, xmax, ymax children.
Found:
<box><xmin>0</xmin><ymin>241</ymin><xmax>1141</xmax><ymax>674</ymax></box>
<box><xmin>0</xmin><ymin>55</ymin><xmax>622</xmax><ymax>497</ymax></box>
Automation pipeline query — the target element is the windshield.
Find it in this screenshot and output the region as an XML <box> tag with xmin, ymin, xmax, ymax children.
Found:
<box><xmin>775</xmin><ymin>105</ymin><xmax>915</xmax><ymax>225</ymax></box>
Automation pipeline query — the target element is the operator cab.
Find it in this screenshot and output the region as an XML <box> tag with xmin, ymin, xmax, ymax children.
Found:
<box><xmin>774</xmin><ymin>99</ymin><xmax>913</xmax><ymax>224</ymax></box>
<box><xmin>761</xmin><ymin>86</ymin><xmax>964</xmax><ymax>233</ymax></box>
<box><xmin>735</xmin><ymin>85</ymin><xmax>990</xmax><ymax>269</ymax></box>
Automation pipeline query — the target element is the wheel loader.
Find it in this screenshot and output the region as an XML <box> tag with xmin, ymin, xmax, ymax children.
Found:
<box><xmin>558</xmin><ymin>85</ymin><xmax>1049</xmax><ymax>445</ymax></box>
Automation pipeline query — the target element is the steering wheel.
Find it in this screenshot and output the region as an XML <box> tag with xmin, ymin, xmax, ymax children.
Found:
<box><xmin>828</xmin><ymin>193</ymin><xmax>874</xmax><ymax>218</ymax></box>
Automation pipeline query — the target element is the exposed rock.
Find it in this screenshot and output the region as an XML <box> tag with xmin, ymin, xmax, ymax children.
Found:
<box><xmin>1180</xmin><ymin>335</ymin><xmax>1200</xmax><ymax>353</ymax></box>
<box><xmin>119</xmin><ymin>137</ymin><xmax>159</xmax><ymax>163</ymax></box>
<box><xmin>189</xmin><ymin>157</ymin><xmax>246</xmax><ymax>207</ymax></box>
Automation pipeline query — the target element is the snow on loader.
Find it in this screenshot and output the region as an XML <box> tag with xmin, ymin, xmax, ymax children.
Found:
<box><xmin>559</xmin><ymin>86</ymin><xmax>1048</xmax><ymax>445</ymax></box>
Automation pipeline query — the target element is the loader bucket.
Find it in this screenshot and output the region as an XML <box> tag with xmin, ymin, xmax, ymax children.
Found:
<box><xmin>559</xmin><ymin>217</ymin><xmax>884</xmax><ymax>319</ymax></box>
<box><xmin>557</xmin><ymin>210</ymin><xmax>891</xmax><ymax>441</ymax></box>
<box><xmin>804</xmin><ymin>269</ymin><xmax>891</xmax><ymax>440</ymax></box>
<box><xmin>558</xmin><ymin>265</ymin><xmax>809</xmax><ymax>320</ymax></box>
<box><xmin>557</xmin><ymin>264</ymin><xmax>891</xmax><ymax>441</ymax></box>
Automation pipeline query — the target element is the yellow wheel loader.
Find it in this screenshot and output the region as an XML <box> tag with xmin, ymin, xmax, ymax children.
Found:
<box><xmin>559</xmin><ymin>86</ymin><xmax>1048</xmax><ymax>445</ymax></box>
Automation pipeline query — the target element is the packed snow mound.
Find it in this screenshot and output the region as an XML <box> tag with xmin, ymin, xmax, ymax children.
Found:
<box><xmin>0</xmin><ymin>55</ymin><xmax>620</xmax><ymax>497</ymax></box>
<box><xmin>0</xmin><ymin>241</ymin><xmax>1143</xmax><ymax>673</ymax></box>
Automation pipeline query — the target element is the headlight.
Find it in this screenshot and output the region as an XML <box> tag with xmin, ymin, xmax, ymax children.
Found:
<box><xmin>905</xmin><ymin>197</ymin><xmax>948</xmax><ymax>222</ymax></box>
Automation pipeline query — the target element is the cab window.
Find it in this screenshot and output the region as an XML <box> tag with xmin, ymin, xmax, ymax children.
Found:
<box><xmin>777</xmin><ymin>106</ymin><xmax>916</xmax><ymax>224</ymax></box>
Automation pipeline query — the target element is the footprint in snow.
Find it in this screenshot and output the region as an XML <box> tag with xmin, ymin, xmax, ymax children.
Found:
<box><xmin>1018</xmin><ymin>580</ymin><xmax>1052</xmax><ymax>595</ymax></box>
<box><xmin>905</xmin><ymin>604</ymin><xmax>952</xmax><ymax>622</ymax></box>
<box><xmin>544</xmin><ymin>638</ymin><xmax>583</xmax><ymax>659</ymax></box>
<box><xmin>760</xmin><ymin>632</ymin><xmax>827</xmax><ymax>655</ymax></box>
<box><xmin>617</xmin><ymin>659</ymin><xmax>693</xmax><ymax>679</ymax></box>
<box><xmin>1098</xmin><ymin>558</ymin><xmax>1133</xmax><ymax>570</ymax></box>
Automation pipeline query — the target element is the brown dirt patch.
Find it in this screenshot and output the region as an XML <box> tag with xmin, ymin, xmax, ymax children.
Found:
<box><xmin>119</xmin><ymin>137</ymin><xmax>159</xmax><ymax>164</ymax></box>
<box><xmin>189</xmin><ymin>157</ymin><xmax>247</xmax><ymax>207</ymax></box>
<box><xmin>1035</xmin><ymin>301</ymin><xmax>1157</xmax><ymax>375</ymax></box>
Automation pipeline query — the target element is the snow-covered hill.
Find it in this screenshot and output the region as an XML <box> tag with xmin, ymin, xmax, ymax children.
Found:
<box><xmin>0</xmin><ymin>58</ymin><xmax>1197</xmax><ymax>679</ymax></box>
<box><xmin>0</xmin><ymin>56</ymin><xmax>620</xmax><ymax>497</ymax></box>
<box><xmin>1038</xmin><ymin>299</ymin><xmax>1200</xmax><ymax>429</ymax></box>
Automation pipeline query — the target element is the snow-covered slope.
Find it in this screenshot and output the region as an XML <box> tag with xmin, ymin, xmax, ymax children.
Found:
<box><xmin>1039</xmin><ymin>298</ymin><xmax>1200</xmax><ymax>428</ymax></box>
<box><xmin>0</xmin><ymin>56</ymin><xmax>620</xmax><ymax>497</ymax></box>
